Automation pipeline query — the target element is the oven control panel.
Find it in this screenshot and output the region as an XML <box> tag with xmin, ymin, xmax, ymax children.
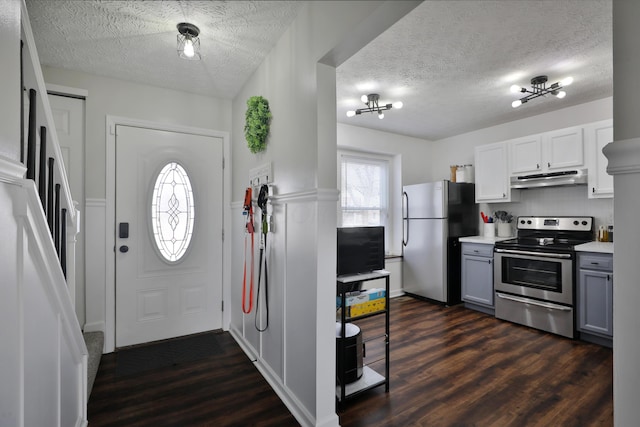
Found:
<box><xmin>516</xmin><ymin>216</ymin><xmax>593</xmax><ymax>232</ymax></box>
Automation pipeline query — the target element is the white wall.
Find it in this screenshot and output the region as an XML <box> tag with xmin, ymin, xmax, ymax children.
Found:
<box><xmin>0</xmin><ymin>0</ymin><xmax>21</xmax><ymax>162</ymax></box>
<box><xmin>39</xmin><ymin>67</ymin><xmax>232</xmax><ymax>333</ymax></box>
<box><xmin>41</xmin><ymin>66</ymin><xmax>232</xmax><ymax>199</ymax></box>
<box><xmin>338</xmin><ymin>123</ymin><xmax>434</xmax><ymax>185</ymax></box>
<box><xmin>228</xmin><ymin>2</ymin><xmax>421</xmax><ymax>426</ymax></box>
<box><xmin>610</xmin><ymin>1</ymin><xmax>640</xmax><ymax>425</ymax></box>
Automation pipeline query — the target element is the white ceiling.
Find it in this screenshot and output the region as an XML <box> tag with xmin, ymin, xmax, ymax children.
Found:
<box><xmin>26</xmin><ymin>0</ymin><xmax>612</xmax><ymax>141</ymax></box>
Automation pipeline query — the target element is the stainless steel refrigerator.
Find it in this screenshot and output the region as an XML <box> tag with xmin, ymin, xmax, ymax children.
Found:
<box><xmin>402</xmin><ymin>181</ymin><xmax>477</xmax><ymax>304</ymax></box>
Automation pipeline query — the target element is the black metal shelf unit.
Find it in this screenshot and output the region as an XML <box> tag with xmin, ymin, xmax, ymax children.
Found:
<box><xmin>336</xmin><ymin>270</ymin><xmax>390</xmax><ymax>403</ymax></box>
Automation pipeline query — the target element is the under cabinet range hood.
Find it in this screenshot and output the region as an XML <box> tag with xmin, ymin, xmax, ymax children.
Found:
<box><xmin>510</xmin><ymin>168</ymin><xmax>588</xmax><ymax>189</ymax></box>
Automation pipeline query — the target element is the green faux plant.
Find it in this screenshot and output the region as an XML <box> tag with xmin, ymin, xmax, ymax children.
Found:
<box><xmin>244</xmin><ymin>96</ymin><xmax>272</xmax><ymax>154</ymax></box>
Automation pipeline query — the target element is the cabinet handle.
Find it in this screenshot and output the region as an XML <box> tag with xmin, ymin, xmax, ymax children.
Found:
<box><xmin>473</xmin><ymin>250</ymin><xmax>479</xmax><ymax>253</ymax></box>
<box><xmin>607</xmin><ymin>274</ymin><xmax>611</xmax><ymax>281</ymax></box>
<box><xmin>592</xmin><ymin>187</ymin><xmax>595</xmax><ymax>193</ymax></box>
<box><xmin>536</xmin><ymin>163</ymin><xmax>540</xmax><ymax>169</ymax></box>
<box><xmin>548</xmin><ymin>162</ymin><xmax>551</xmax><ymax>167</ymax></box>
<box><xmin>488</xmin><ymin>260</ymin><xmax>491</xmax><ymax>264</ymax></box>
<box><xmin>591</xmin><ymin>262</ymin><xmax>600</xmax><ymax>265</ymax></box>
<box><xmin>503</xmin><ymin>193</ymin><xmax>506</xmax><ymax>198</ymax></box>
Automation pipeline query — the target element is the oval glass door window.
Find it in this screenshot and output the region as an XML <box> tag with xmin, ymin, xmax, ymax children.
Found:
<box><xmin>151</xmin><ymin>162</ymin><xmax>195</xmax><ymax>262</ymax></box>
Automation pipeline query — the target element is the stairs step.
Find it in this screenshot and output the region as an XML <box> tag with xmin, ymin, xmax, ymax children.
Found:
<box><xmin>83</xmin><ymin>331</ymin><xmax>103</xmax><ymax>400</ymax></box>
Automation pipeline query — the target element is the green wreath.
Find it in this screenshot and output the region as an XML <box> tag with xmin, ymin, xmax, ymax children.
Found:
<box><xmin>244</xmin><ymin>96</ymin><xmax>272</xmax><ymax>154</ymax></box>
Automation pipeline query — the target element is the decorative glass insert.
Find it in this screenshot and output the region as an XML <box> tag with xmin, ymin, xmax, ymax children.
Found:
<box><xmin>151</xmin><ymin>162</ymin><xmax>195</xmax><ymax>262</ymax></box>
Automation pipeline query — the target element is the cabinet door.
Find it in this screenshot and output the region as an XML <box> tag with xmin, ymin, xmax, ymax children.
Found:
<box><xmin>587</xmin><ymin>120</ymin><xmax>614</xmax><ymax>199</ymax></box>
<box><xmin>544</xmin><ymin>126</ymin><xmax>585</xmax><ymax>171</ymax></box>
<box><xmin>475</xmin><ymin>142</ymin><xmax>511</xmax><ymax>203</ymax></box>
<box><xmin>462</xmin><ymin>253</ymin><xmax>494</xmax><ymax>307</ymax></box>
<box><xmin>578</xmin><ymin>269</ymin><xmax>613</xmax><ymax>337</ymax></box>
<box><xmin>510</xmin><ymin>135</ymin><xmax>542</xmax><ymax>175</ymax></box>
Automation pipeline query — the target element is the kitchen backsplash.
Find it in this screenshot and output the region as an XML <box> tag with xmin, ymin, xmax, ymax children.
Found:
<box><xmin>481</xmin><ymin>185</ymin><xmax>613</xmax><ymax>239</ymax></box>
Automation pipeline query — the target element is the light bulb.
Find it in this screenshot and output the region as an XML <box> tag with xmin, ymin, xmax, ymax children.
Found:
<box><xmin>378</xmin><ymin>111</ymin><xmax>384</xmax><ymax>119</ymax></box>
<box><xmin>183</xmin><ymin>38</ymin><xmax>195</xmax><ymax>58</ymax></box>
<box><xmin>510</xmin><ymin>84</ymin><xmax>521</xmax><ymax>94</ymax></box>
<box><xmin>346</xmin><ymin>110</ymin><xmax>356</xmax><ymax>117</ymax></box>
<box><xmin>392</xmin><ymin>101</ymin><xmax>403</xmax><ymax>109</ymax></box>
<box><xmin>556</xmin><ymin>91</ymin><xmax>566</xmax><ymax>99</ymax></box>
<box><xmin>361</xmin><ymin>95</ymin><xmax>369</xmax><ymax>103</ymax></box>
<box><xmin>560</xmin><ymin>77</ymin><xmax>573</xmax><ymax>87</ymax></box>
<box><xmin>512</xmin><ymin>100</ymin><xmax>522</xmax><ymax>108</ymax></box>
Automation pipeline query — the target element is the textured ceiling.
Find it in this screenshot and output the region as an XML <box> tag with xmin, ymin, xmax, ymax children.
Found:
<box><xmin>25</xmin><ymin>1</ymin><xmax>612</xmax><ymax>141</ymax></box>
<box><xmin>25</xmin><ymin>0</ymin><xmax>302</xmax><ymax>99</ymax></box>
<box><xmin>336</xmin><ymin>0</ymin><xmax>612</xmax><ymax>140</ymax></box>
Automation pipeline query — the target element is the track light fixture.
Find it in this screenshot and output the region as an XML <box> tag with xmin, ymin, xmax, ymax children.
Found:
<box><xmin>346</xmin><ymin>94</ymin><xmax>403</xmax><ymax>119</ymax></box>
<box><xmin>177</xmin><ymin>22</ymin><xmax>201</xmax><ymax>60</ymax></box>
<box><xmin>510</xmin><ymin>75</ymin><xmax>573</xmax><ymax>108</ymax></box>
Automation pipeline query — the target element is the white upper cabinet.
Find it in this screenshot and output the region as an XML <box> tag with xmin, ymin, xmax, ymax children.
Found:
<box><xmin>509</xmin><ymin>126</ymin><xmax>585</xmax><ymax>175</ymax></box>
<box><xmin>544</xmin><ymin>126</ymin><xmax>585</xmax><ymax>171</ymax></box>
<box><xmin>585</xmin><ymin>120</ymin><xmax>614</xmax><ymax>198</ymax></box>
<box><xmin>510</xmin><ymin>135</ymin><xmax>543</xmax><ymax>174</ymax></box>
<box><xmin>475</xmin><ymin>141</ymin><xmax>518</xmax><ymax>203</ymax></box>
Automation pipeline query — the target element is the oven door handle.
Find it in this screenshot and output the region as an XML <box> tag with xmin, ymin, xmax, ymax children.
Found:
<box><xmin>494</xmin><ymin>248</ymin><xmax>572</xmax><ymax>259</ymax></box>
<box><xmin>496</xmin><ymin>293</ymin><xmax>572</xmax><ymax>311</ymax></box>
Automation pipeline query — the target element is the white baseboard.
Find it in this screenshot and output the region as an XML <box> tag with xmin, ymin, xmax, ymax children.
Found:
<box><xmin>390</xmin><ymin>289</ymin><xmax>405</xmax><ymax>298</ymax></box>
<box><xmin>229</xmin><ymin>328</ymin><xmax>325</xmax><ymax>427</ymax></box>
<box><xmin>82</xmin><ymin>322</ymin><xmax>105</xmax><ymax>334</ymax></box>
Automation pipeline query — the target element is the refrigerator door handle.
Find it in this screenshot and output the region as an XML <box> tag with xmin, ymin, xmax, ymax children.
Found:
<box><xmin>402</xmin><ymin>191</ymin><xmax>409</xmax><ymax>247</ymax></box>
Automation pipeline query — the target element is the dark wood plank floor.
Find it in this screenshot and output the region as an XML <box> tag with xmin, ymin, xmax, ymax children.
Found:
<box><xmin>89</xmin><ymin>296</ymin><xmax>612</xmax><ymax>426</ymax></box>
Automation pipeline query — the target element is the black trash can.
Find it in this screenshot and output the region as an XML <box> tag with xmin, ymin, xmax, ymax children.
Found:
<box><xmin>336</xmin><ymin>322</ymin><xmax>363</xmax><ymax>384</ymax></box>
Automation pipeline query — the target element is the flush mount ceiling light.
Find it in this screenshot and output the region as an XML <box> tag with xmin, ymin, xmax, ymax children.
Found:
<box><xmin>177</xmin><ymin>22</ymin><xmax>201</xmax><ymax>60</ymax></box>
<box><xmin>346</xmin><ymin>94</ymin><xmax>403</xmax><ymax>120</ymax></box>
<box><xmin>510</xmin><ymin>75</ymin><xmax>573</xmax><ymax>108</ymax></box>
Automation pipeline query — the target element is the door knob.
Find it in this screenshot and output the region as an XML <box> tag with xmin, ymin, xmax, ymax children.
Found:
<box><xmin>119</xmin><ymin>245</ymin><xmax>129</xmax><ymax>253</ymax></box>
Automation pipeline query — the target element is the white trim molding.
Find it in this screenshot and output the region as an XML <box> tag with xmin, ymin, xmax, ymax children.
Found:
<box><xmin>603</xmin><ymin>137</ymin><xmax>640</xmax><ymax>175</ymax></box>
<box><xmin>104</xmin><ymin>115</ymin><xmax>231</xmax><ymax>353</ymax></box>
<box><xmin>0</xmin><ymin>155</ymin><xmax>26</xmax><ymax>183</ymax></box>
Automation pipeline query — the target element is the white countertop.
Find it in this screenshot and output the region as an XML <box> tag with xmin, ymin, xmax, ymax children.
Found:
<box><xmin>459</xmin><ymin>236</ymin><xmax>513</xmax><ymax>244</ymax></box>
<box><xmin>575</xmin><ymin>241</ymin><xmax>614</xmax><ymax>254</ymax></box>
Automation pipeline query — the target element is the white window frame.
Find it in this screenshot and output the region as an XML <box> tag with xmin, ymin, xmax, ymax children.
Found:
<box><xmin>338</xmin><ymin>150</ymin><xmax>396</xmax><ymax>254</ymax></box>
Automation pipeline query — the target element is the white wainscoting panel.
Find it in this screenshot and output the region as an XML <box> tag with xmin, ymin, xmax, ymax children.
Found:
<box><xmin>84</xmin><ymin>199</ymin><xmax>107</xmax><ymax>348</ymax></box>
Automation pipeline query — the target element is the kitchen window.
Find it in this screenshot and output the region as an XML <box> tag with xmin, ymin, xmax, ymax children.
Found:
<box><xmin>339</xmin><ymin>152</ymin><xmax>389</xmax><ymax>230</ymax></box>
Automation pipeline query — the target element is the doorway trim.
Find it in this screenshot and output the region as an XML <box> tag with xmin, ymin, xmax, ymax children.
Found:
<box><xmin>105</xmin><ymin>115</ymin><xmax>231</xmax><ymax>352</ymax></box>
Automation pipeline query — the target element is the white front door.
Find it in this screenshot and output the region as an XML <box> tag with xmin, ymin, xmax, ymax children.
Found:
<box><xmin>115</xmin><ymin>125</ymin><xmax>223</xmax><ymax>347</ymax></box>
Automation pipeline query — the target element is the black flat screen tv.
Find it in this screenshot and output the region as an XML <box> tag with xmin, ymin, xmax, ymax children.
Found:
<box><xmin>337</xmin><ymin>226</ymin><xmax>385</xmax><ymax>277</ymax></box>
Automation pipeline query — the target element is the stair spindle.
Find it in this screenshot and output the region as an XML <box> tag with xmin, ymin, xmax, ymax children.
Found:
<box><xmin>20</xmin><ymin>40</ymin><xmax>24</xmax><ymax>163</ymax></box>
<box><xmin>55</xmin><ymin>183</ymin><xmax>60</xmax><ymax>254</ymax></box>
<box><xmin>61</xmin><ymin>208</ymin><xmax>67</xmax><ymax>278</ymax></box>
<box><xmin>26</xmin><ymin>89</ymin><xmax>37</xmax><ymax>179</ymax></box>
<box><xmin>38</xmin><ymin>126</ymin><xmax>47</xmax><ymax>209</ymax></box>
<box><xmin>47</xmin><ymin>158</ymin><xmax>54</xmax><ymax>234</ymax></box>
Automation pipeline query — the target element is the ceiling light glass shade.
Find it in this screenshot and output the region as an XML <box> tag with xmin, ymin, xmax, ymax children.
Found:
<box><xmin>392</xmin><ymin>101</ymin><xmax>403</xmax><ymax>109</ymax></box>
<box><xmin>512</xmin><ymin>99</ymin><xmax>522</xmax><ymax>108</ymax></box>
<box><xmin>361</xmin><ymin>94</ymin><xmax>369</xmax><ymax>103</ymax></box>
<box><xmin>346</xmin><ymin>110</ymin><xmax>356</xmax><ymax>117</ymax></box>
<box><xmin>177</xmin><ymin>23</ymin><xmax>201</xmax><ymax>60</ymax></box>
<box><xmin>560</xmin><ymin>77</ymin><xmax>574</xmax><ymax>86</ymax></box>
<box><xmin>183</xmin><ymin>38</ymin><xmax>195</xmax><ymax>58</ymax></box>
<box><xmin>510</xmin><ymin>84</ymin><xmax>522</xmax><ymax>93</ymax></box>
<box><xmin>378</xmin><ymin>111</ymin><xmax>384</xmax><ymax>119</ymax></box>
<box><xmin>556</xmin><ymin>90</ymin><xmax>567</xmax><ymax>99</ymax></box>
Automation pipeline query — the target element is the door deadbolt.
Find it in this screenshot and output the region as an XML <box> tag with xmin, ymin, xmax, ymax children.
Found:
<box><xmin>119</xmin><ymin>245</ymin><xmax>129</xmax><ymax>253</ymax></box>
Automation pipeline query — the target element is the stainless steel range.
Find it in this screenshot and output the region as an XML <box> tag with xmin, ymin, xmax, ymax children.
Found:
<box><xmin>493</xmin><ymin>216</ymin><xmax>594</xmax><ymax>338</ymax></box>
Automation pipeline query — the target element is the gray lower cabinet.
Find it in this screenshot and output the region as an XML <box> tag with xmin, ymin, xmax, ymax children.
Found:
<box><xmin>577</xmin><ymin>252</ymin><xmax>613</xmax><ymax>345</ymax></box>
<box><xmin>461</xmin><ymin>243</ymin><xmax>494</xmax><ymax>314</ymax></box>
